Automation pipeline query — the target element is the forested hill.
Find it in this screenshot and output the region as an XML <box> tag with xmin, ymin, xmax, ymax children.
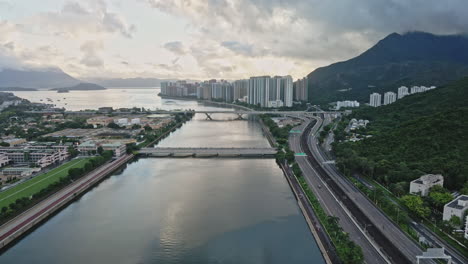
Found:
<box><xmin>334</xmin><ymin>77</ymin><xmax>468</xmax><ymax>191</ymax></box>
<box><xmin>307</xmin><ymin>32</ymin><xmax>468</xmax><ymax>105</ymax></box>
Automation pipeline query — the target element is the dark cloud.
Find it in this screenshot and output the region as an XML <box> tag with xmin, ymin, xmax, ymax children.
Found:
<box><xmin>163</xmin><ymin>41</ymin><xmax>186</xmax><ymax>55</ymax></box>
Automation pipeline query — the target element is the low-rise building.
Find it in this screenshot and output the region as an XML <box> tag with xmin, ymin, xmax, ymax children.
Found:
<box><xmin>0</xmin><ymin>153</ymin><xmax>10</xmax><ymax>167</ymax></box>
<box><xmin>409</xmin><ymin>174</ymin><xmax>444</xmax><ymax>196</ymax></box>
<box><xmin>1</xmin><ymin>138</ymin><xmax>27</xmax><ymax>147</ymax></box>
<box><xmin>443</xmin><ymin>195</ymin><xmax>468</xmax><ymax>221</ymax></box>
<box><xmin>87</xmin><ymin>116</ymin><xmax>114</xmax><ymax>127</ymax></box>
<box><xmin>78</xmin><ymin>140</ymin><xmax>126</xmax><ymax>157</ymax></box>
<box><xmin>0</xmin><ymin>144</ymin><xmax>69</xmax><ymax>168</ymax></box>
<box><xmin>0</xmin><ymin>167</ymin><xmax>41</xmax><ymax>182</ymax></box>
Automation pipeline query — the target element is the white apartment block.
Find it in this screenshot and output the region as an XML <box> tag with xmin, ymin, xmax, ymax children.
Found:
<box><xmin>384</xmin><ymin>92</ymin><xmax>397</xmax><ymax>105</ymax></box>
<box><xmin>248</xmin><ymin>76</ymin><xmax>270</xmax><ymax>107</ymax></box>
<box><xmin>336</xmin><ymin>100</ymin><xmax>360</xmax><ymax>110</ymax></box>
<box><xmin>409</xmin><ymin>174</ymin><xmax>444</xmax><ymax>196</ymax></box>
<box><xmin>293</xmin><ymin>77</ymin><xmax>308</xmax><ymax>102</ymax></box>
<box><xmin>465</xmin><ymin>216</ymin><xmax>468</xmax><ymax>239</ymax></box>
<box><xmin>443</xmin><ymin>195</ymin><xmax>468</xmax><ymax>221</ymax></box>
<box><xmin>369</xmin><ymin>93</ymin><xmax>381</xmax><ymax>107</ymax></box>
<box><xmin>398</xmin><ymin>86</ymin><xmax>409</xmax><ymax>99</ymax></box>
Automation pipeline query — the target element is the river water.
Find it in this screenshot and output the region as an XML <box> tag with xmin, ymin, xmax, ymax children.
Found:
<box><xmin>1</xmin><ymin>89</ymin><xmax>325</xmax><ymax>264</ymax></box>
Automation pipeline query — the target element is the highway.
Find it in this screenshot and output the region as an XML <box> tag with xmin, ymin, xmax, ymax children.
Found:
<box><xmin>319</xmin><ymin>118</ymin><xmax>467</xmax><ymax>264</ymax></box>
<box><xmin>0</xmin><ymin>154</ymin><xmax>133</xmax><ymax>250</ymax></box>
<box><xmin>289</xmin><ymin>117</ymin><xmax>391</xmax><ymax>263</ymax></box>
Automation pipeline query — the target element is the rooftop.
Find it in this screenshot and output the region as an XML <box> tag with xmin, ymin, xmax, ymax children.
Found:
<box><xmin>446</xmin><ymin>195</ymin><xmax>468</xmax><ymax>210</ymax></box>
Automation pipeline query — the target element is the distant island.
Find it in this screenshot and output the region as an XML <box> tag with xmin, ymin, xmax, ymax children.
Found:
<box><xmin>50</xmin><ymin>83</ymin><xmax>106</xmax><ymax>92</ymax></box>
<box><xmin>0</xmin><ymin>87</ymin><xmax>38</xmax><ymax>91</ymax></box>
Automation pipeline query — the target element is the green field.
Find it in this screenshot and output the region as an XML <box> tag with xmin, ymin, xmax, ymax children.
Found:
<box><xmin>0</xmin><ymin>158</ymin><xmax>90</xmax><ymax>209</ymax></box>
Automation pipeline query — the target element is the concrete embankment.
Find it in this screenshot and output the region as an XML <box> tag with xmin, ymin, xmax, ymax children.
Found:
<box><xmin>0</xmin><ymin>154</ymin><xmax>134</xmax><ymax>250</ymax></box>
<box><xmin>279</xmin><ymin>161</ymin><xmax>336</xmax><ymax>264</ymax></box>
<box><xmin>258</xmin><ymin>118</ymin><xmax>277</xmax><ymax>148</ymax></box>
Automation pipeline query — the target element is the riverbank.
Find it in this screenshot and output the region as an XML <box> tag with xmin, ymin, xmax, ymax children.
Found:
<box><xmin>0</xmin><ymin>154</ymin><xmax>134</xmax><ymax>250</ymax></box>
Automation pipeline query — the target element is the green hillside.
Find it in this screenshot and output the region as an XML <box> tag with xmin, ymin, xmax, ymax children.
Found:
<box><xmin>308</xmin><ymin>32</ymin><xmax>468</xmax><ymax>104</ymax></box>
<box><xmin>334</xmin><ymin>77</ymin><xmax>468</xmax><ymax>191</ymax></box>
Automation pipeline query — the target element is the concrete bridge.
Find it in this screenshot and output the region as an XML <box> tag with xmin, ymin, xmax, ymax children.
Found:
<box><xmin>26</xmin><ymin>110</ymin><xmax>343</xmax><ymax>120</ymax></box>
<box><xmin>138</xmin><ymin>147</ymin><xmax>278</xmax><ymax>158</ymax></box>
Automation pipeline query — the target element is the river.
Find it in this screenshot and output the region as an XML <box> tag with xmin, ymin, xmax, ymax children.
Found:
<box><xmin>0</xmin><ymin>89</ymin><xmax>325</xmax><ymax>264</ymax></box>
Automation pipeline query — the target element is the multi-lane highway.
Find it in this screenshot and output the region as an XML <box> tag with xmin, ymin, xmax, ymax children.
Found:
<box><xmin>289</xmin><ymin>117</ymin><xmax>391</xmax><ymax>263</ymax></box>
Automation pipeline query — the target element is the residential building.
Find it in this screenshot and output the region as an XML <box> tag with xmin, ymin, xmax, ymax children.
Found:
<box><xmin>336</xmin><ymin>100</ymin><xmax>360</xmax><ymax>110</ymax></box>
<box><xmin>293</xmin><ymin>77</ymin><xmax>308</xmax><ymax>102</ymax></box>
<box><xmin>369</xmin><ymin>93</ymin><xmax>382</xmax><ymax>107</ymax></box>
<box><xmin>465</xmin><ymin>216</ymin><xmax>468</xmax><ymax>239</ymax></box>
<box><xmin>398</xmin><ymin>86</ymin><xmax>409</xmax><ymax>99</ymax></box>
<box><xmin>409</xmin><ymin>174</ymin><xmax>444</xmax><ymax>196</ymax></box>
<box><xmin>443</xmin><ymin>195</ymin><xmax>468</xmax><ymax>221</ymax></box>
<box><xmin>233</xmin><ymin>80</ymin><xmax>248</xmax><ymax>101</ymax></box>
<box><xmin>384</xmin><ymin>92</ymin><xmax>397</xmax><ymax>105</ymax></box>
<box><xmin>248</xmin><ymin>76</ymin><xmax>270</xmax><ymax>107</ymax></box>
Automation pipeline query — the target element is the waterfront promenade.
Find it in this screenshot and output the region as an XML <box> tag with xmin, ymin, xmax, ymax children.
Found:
<box><xmin>0</xmin><ymin>154</ymin><xmax>133</xmax><ymax>250</ymax></box>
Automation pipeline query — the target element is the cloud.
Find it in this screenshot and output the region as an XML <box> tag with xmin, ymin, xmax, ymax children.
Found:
<box><xmin>163</xmin><ymin>41</ymin><xmax>187</xmax><ymax>55</ymax></box>
<box><xmin>29</xmin><ymin>1</ymin><xmax>136</xmax><ymax>39</ymax></box>
<box><xmin>80</xmin><ymin>41</ymin><xmax>104</xmax><ymax>67</ymax></box>
<box><xmin>145</xmin><ymin>0</ymin><xmax>468</xmax><ymax>79</ymax></box>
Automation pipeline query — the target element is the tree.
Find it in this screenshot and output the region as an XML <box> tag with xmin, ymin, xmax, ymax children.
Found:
<box><xmin>427</xmin><ymin>186</ymin><xmax>453</xmax><ymax>211</ymax></box>
<box><xmin>0</xmin><ymin>141</ymin><xmax>9</xmax><ymax>147</ymax></box>
<box><xmin>461</xmin><ymin>182</ymin><xmax>468</xmax><ymax>195</ymax></box>
<box><xmin>401</xmin><ymin>195</ymin><xmax>430</xmax><ymax>219</ymax></box>
<box><xmin>448</xmin><ymin>215</ymin><xmax>462</xmax><ymax>228</ymax></box>
<box><xmin>107</xmin><ymin>122</ymin><xmax>120</xmax><ymax>129</ymax></box>
<box><xmin>97</xmin><ymin>146</ymin><xmax>104</xmax><ymax>155</ymax></box>
<box><xmin>131</xmin><ymin>124</ymin><xmax>141</xmax><ymax>129</ymax></box>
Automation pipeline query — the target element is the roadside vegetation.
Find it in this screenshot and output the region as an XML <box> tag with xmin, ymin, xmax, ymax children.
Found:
<box><xmin>329</xmin><ymin>77</ymin><xmax>468</xmax><ymax>254</ymax></box>
<box><xmin>261</xmin><ymin>114</ymin><xmax>364</xmax><ymax>264</ymax></box>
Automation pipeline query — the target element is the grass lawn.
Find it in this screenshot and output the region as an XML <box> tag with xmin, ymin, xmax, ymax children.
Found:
<box><xmin>0</xmin><ymin>158</ymin><xmax>90</xmax><ymax>209</ymax></box>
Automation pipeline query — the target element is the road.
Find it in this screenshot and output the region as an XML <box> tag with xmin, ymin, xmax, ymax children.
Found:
<box><xmin>289</xmin><ymin>117</ymin><xmax>390</xmax><ymax>263</ymax></box>
<box><xmin>323</xmin><ymin>116</ymin><xmax>468</xmax><ymax>264</ymax></box>
<box><xmin>0</xmin><ymin>154</ymin><xmax>133</xmax><ymax>250</ymax></box>
<box><xmin>303</xmin><ymin>114</ymin><xmax>451</xmax><ymax>264</ymax></box>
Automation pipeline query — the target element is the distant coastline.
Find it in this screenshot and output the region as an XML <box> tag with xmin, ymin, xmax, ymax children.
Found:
<box><xmin>0</xmin><ymin>87</ymin><xmax>38</xmax><ymax>91</ymax></box>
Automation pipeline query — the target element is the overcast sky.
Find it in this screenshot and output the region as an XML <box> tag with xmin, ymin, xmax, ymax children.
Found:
<box><xmin>1</xmin><ymin>0</ymin><xmax>467</xmax><ymax>80</ymax></box>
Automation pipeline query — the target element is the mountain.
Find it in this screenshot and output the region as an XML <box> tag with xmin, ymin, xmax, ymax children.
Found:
<box><xmin>308</xmin><ymin>32</ymin><xmax>468</xmax><ymax>104</ymax></box>
<box><xmin>0</xmin><ymin>87</ymin><xmax>38</xmax><ymax>91</ymax></box>
<box><xmin>50</xmin><ymin>83</ymin><xmax>106</xmax><ymax>91</ymax></box>
<box><xmin>90</xmin><ymin>78</ymin><xmax>166</xmax><ymax>87</ymax></box>
<box><xmin>0</xmin><ymin>68</ymin><xmax>80</xmax><ymax>89</ymax></box>
<box><xmin>334</xmin><ymin>77</ymin><xmax>468</xmax><ymax>191</ymax></box>
<box><xmin>89</xmin><ymin>78</ymin><xmax>198</xmax><ymax>88</ymax></box>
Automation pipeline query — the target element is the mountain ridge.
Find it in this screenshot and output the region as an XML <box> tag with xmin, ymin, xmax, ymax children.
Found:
<box><xmin>307</xmin><ymin>32</ymin><xmax>468</xmax><ymax>104</ymax></box>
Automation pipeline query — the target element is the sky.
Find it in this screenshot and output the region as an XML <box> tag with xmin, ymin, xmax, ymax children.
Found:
<box><xmin>1</xmin><ymin>0</ymin><xmax>467</xmax><ymax>81</ymax></box>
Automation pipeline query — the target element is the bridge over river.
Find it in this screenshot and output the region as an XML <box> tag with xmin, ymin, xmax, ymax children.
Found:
<box><xmin>139</xmin><ymin>147</ymin><xmax>278</xmax><ymax>158</ymax></box>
